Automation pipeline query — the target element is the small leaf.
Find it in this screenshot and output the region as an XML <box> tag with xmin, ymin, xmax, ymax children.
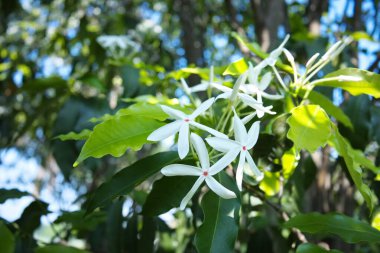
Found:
<box><xmin>349</xmin><ymin>31</ymin><xmax>374</xmax><ymax>41</ymax></box>
<box><xmin>287</xmin><ymin>105</ymin><xmax>331</xmax><ymax>152</ymax></box>
<box><xmin>34</xmin><ymin>245</ymin><xmax>90</xmax><ymax>253</ymax></box>
<box><xmin>142</xmin><ymin>176</ymin><xmax>196</xmax><ymax>216</ymax></box>
<box><xmin>0</xmin><ymin>221</ymin><xmax>15</xmax><ymax>253</ymax></box>
<box><xmin>55</xmin><ymin>129</ymin><xmax>92</xmax><ymax>141</ymax></box>
<box><xmin>328</xmin><ymin>125</ymin><xmax>376</xmax><ymax>211</ymax></box>
<box><xmin>307</xmin><ymin>90</ymin><xmax>353</xmax><ymax>129</ymax></box>
<box><xmin>296</xmin><ymin>243</ymin><xmax>343</xmax><ymax>253</ymax></box>
<box><xmin>117</xmin><ymin>103</ymin><xmax>169</xmax><ymax>121</ymax></box>
<box><xmin>223</xmin><ymin>58</ymin><xmax>248</xmax><ymax>76</ymax></box>
<box><xmin>284</xmin><ymin>213</ymin><xmax>380</xmax><ymax>244</ymax></box>
<box><xmin>85</xmin><ymin>152</ymin><xmax>180</xmax><ymax>213</ymax></box>
<box><xmin>74</xmin><ymin>116</ymin><xmax>164</xmax><ymax>166</ymax></box>
<box><xmin>195</xmin><ymin>172</ymin><xmax>240</xmax><ymax>253</ymax></box>
<box><xmin>0</xmin><ymin>189</ymin><xmax>30</xmax><ymax>204</ymax></box>
<box><xmin>54</xmin><ymin>211</ymin><xmax>106</xmax><ymax>231</ymax></box>
<box><xmin>318</xmin><ymin>68</ymin><xmax>380</xmax><ymax>98</ymax></box>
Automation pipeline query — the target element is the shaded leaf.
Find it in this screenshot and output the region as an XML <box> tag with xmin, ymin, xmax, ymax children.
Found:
<box><xmin>85</xmin><ymin>152</ymin><xmax>180</xmax><ymax>213</ymax></box>
<box><xmin>54</xmin><ymin>211</ymin><xmax>106</xmax><ymax>231</ymax></box>
<box><xmin>34</xmin><ymin>245</ymin><xmax>89</xmax><ymax>253</ymax></box>
<box><xmin>55</xmin><ymin>129</ymin><xmax>92</xmax><ymax>141</ymax></box>
<box><xmin>16</xmin><ymin>201</ymin><xmax>49</xmax><ymax>235</ymax></box>
<box><xmin>74</xmin><ymin>116</ymin><xmax>164</xmax><ymax>166</ymax></box>
<box><xmin>0</xmin><ymin>221</ymin><xmax>15</xmax><ymax>253</ymax></box>
<box><xmin>195</xmin><ymin>172</ymin><xmax>240</xmax><ymax>253</ymax></box>
<box><xmin>284</xmin><ymin>213</ymin><xmax>380</xmax><ymax>243</ymax></box>
<box><xmin>0</xmin><ymin>189</ymin><xmax>30</xmax><ymax>204</ymax></box>
<box><xmin>296</xmin><ymin>243</ymin><xmax>342</xmax><ymax>253</ymax></box>
<box><xmin>287</xmin><ymin>105</ymin><xmax>331</xmax><ymax>152</ymax></box>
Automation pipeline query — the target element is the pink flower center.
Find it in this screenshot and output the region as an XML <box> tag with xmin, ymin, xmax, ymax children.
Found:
<box><xmin>242</xmin><ymin>146</ymin><xmax>247</xmax><ymax>151</ymax></box>
<box><xmin>203</xmin><ymin>171</ymin><xmax>209</xmax><ymax>176</ymax></box>
<box><xmin>184</xmin><ymin>118</ymin><xmax>190</xmax><ymax>122</ymax></box>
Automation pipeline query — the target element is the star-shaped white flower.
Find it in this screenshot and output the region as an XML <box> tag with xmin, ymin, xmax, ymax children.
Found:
<box><xmin>206</xmin><ymin>113</ymin><xmax>264</xmax><ymax>191</ymax></box>
<box><xmin>180</xmin><ymin>66</ymin><xmax>222</xmax><ymax>94</ymax></box>
<box><xmin>147</xmin><ymin>98</ymin><xmax>227</xmax><ymax>159</ymax></box>
<box><xmin>161</xmin><ymin>133</ymin><xmax>238</xmax><ymax>210</ymax></box>
<box><xmin>263</xmin><ymin>34</ymin><xmax>290</xmax><ymax>67</ymax></box>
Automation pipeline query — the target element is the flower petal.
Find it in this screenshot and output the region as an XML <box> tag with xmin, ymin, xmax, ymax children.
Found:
<box><xmin>211</xmin><ymin>82</ymin><xmax>232</xmax><ymax>93</ymax></box>
<box><xmin>259</xmin><ymin>72</ymin><xmax>272</xmax><ymax>91</ymax></box>
<box><xmin>190</xmin><ymin>133</ymin><xmax>210</xmax><ymax>169</ymax></box>
<box><xmin>206</xmin><ymin>137</ymin><xmax>240</xmax><ymax>153</ymax></box>
<box><xmin>246</xmin><ymin>152</ymin><xmax>264</xmax><ymax>181</ymax></box>
<box><xmin>261</xmin><ymin>92</ymin><xmax>284</xmax><ymax>100</ymax></box>
<box><xmin>209</xmin><ymin>149</ymin><xmax>240</xmax><ymax>175</ymax></box>
<box><xmin>242</xmin><ymin>112</ymin><xmax>257</xmax><ymax>124</ymax></box>
<box><xmin>147</xmin><ymin>120</ymin><xmax>182</xmax><ymax>141</ymax></box>
<box><xmin>190</xmin><ymin>97</ymin><xmax>215</xmax><ymax>119</ymax></box>
<box><xmin>233</xmin><ymin>113</ymin><xmax>248</xmax><ymax>143</ymax></box>
<box><xmin>189</xmin><ymin>83</ymin><xmax>209</xmax><ymax>92</ymax></box>
<box><xmin>236</xmin><ymin>151</ymin><xmax>246</xmax><ymax>191</ymax></box>
<box><xmin>161</xmin><ymin>164</ymin><xmax>202</xmax><ymax>176</ymax></box>
<box><xmin>247</xmin><ymin>121</ymin><xmax>260</xmax><ymax>148</ymax></box>
<box><xmin>190</xmin><ymin>121</ymin><xmax>228</xmax><ymax>139</ymax></box>
<box><xmin>161</xmin><ymin>105</ymin><xmax>187</xmax><ymax>120</ymax></box>
<box><xmin>205</xmin><ymin>176</ymin><xmax>236</xmax><ymax>199</ymax></box>
<box><xmin>180</xmin><ymin>176</ymin><xmax>204</xmax><ymax>210</ymax></box>
<box><xmin>178</xmin><ymin>123</ymin><xmax>190</xmax><ymax>159</ymax></box>
<box><xmin>180</xmin><ymin>78</ymin><xmax>191</xmax><ymax>94</ymax></box>
<box><xmin>216</xmin><ymin>91</ymin><xmax>232</xmax><ymax>101</ymax></box>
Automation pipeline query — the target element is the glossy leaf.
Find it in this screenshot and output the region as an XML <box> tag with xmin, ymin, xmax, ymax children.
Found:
<box><xmin>287</xmin><ymin>105</ymin><xmax>331</xmax><ymax>152</ymax></box>
<box><xmin>142</xmin><ymin>176</ymin><xmax>196</xmax><ymax>216</ymax></box>
<box><xmin>35</xmin><ymin>245</ymin><xmax>89</xmax><ymax>253</ymax></box>
<box><xmin>117</xmin><ymin>103</ymin><xmax>169</xmax><ymax>121</ymax></box>
<box><xmin>0</xmin><ymin>189</ymin><xmax>30</xmax><ymax>204</ymax></box>
<box><xmin>223</xmin><ymin>58</ymin><xmax>248</xmax><ymax>76</ymax></box>
<box><xmin>328</xmin><ymin>125</ymin><xmax>376</xmax><ymax>211</ymax></box>
<box><xmin>55</xmin><ymin>129</ymin><xmax>92</xmax><ymax>141</ymax></box>
<box><xmin>0</xmin><ymin>222</ymin><xmax>15</xmax><ymax>253</ymax></box>
<box><xmin>195</xmin><ymin>172</ymin><xmax>240</xmax><ymax>253</ymax></box>
<box><xmin>318</xmin><ymin>68</ymin><xmax>380</xmax><ymax>98</ymax></box>
<box><xmin>284</xmin><ymin>213</ymin><xmax>380</xmax><ymax>243</ymax></box>
<box><xmin>296</xmin><ymin>243</ymin><xmax>342</xmax><ymax>253</ymax></box>
<box><xmin>74</xmin><ymin>116</ymin><xmax>164</xmax><ymax>166</ymax></box>
<box><xmin>307</xmin><ymin>90</ymin><xmax>353</xmax><ymax>129</ymax></box>
<box><xmin>85</xmin><ymin>152</ymin><xmax>179</xmax><ymax>212</ymax></box>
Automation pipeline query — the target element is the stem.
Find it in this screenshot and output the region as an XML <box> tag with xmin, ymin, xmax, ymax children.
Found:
<box><xmin>272</xmin><ymin>66</ymin><xmax>288</xmax><ymax>92</ymax></box>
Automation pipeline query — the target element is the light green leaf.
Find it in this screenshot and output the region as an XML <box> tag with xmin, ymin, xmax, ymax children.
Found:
<box><xmin>117</xmin><ymin>103</ymin><xmax>169</xmax><ymax>121</ymax></box>
<box><xmin>0</xmin><ymin>222</ymin><xmax>15</xmax><ymax>253</ymax></box>
<box><xmin>350</xmin><ymin>31</ymin><xmax>374</xmax><ymax>41</ymax></box>
<box><xmin>296</xmin><ymin>243</ymin><xmax>342</xmax><ymax>253</ymax></box>
<box><xmin>287</xmin><ymin>105</ymin><xmax>331</xmax><ymax>152</ymax></box>
<box><xmin>35</xmin><ymin>245</ymin><xmax>89</xmax><ymax>253</ymax></box>
<box><xmin>85</xmin><ymin>152</ymin><xmax>180</xmax><ymax>213</ymax></box>
<box><xmin>284</xmin><ymin>213</ymin><xmax>380</xmax><ymax>244</ymax></box>
<box><xmin>223</xmin><ymin>58</ymin><xmax>248</xmax><ymax>76</ymax></box>
<box><xmin>55</xmin><ymin>129</ymin><xmax>92</xmax><ymax>141</ymax></box>
<box><xmin>328</xmin><ymin>125</ymin><xmax>376</xmax><ymax>211</ymax></box>
<box><xmin>74</xmin><ymin>116</ymin><xmax>164</xmax><ymax>166</ymax></box>
<box><xmin>0</xmin><ymin>189</ymin><xmax>30</xmax><ymax>204</ymax></box>
<box><xmin>142</xmin><ymin>176</ymin><xmax>196</xmax><ymax>216</ymax></box>
<box><xmin>195</xmin><ymin>172</ymin><xmax>240</xmax><ymax>253</ymax></box>
<box><xmin>351</xmin><ymin>149</ymin><xmax>380</xmax><ymax>174</ymax></box>
<box><xmin>318</xmin><ymin>68</ymin><xmax>380</xmax><ymax>98</ymax></box>
<box><xmin>307</xmin><ymin>90</ymin><xmax>353</xmax><ymax>129</ymax></box>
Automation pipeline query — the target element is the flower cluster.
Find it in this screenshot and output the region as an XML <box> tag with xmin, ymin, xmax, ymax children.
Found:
<box><xmin>147</xmin><ymin>36</ymin><xmax>291</xmax><ymax>209</ymax></box>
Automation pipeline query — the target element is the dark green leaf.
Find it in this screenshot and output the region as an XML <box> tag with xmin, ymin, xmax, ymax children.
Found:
<box><xmin>55</xmin><ymin>129</ymin><xmax>92</xmax><ymax>141</ymax></box>
<box><xmin>16</xmin><ymin>201</ymin><xmax>49</xmax><ymax>235</ymax></box>
<box><xmin>296</xmin><ymin>243</ymin><xmax>342</xmax><ymax>253</ymax></box>
<box><xmin>142</xmin><ymin>176</ymin><xmax>196</xmax><ymax>216</ymax></box>
<box><xmin>0</xmin><ymin>189</ymin><xmax>30</xmax><ymax>204</ymax></box>
<box><xmin>22</xmin><ymin>76</ymin><xmax>68</xmax><ymax>91</ymax></box>
<box><xmin>195</xmin><ymin>172</ymin><xmax>240</xmax><ymax>253</ymax></box>
<box><xmin>34</xmin><ymin>245</ymin><xmax>89</xmax><ymax>253</ymax></box>
<box><xmin>74</xmin><ymin>116</ymin><xmax>164</xmax><ymax>166</ymax></box>
<box><xmin>0</xmin><ymin>221</ymin><xmax>15</xmax><ymax>253</ymax></box>
<box><xmin>54</xmin><ymin>211</ymin><xmax>106</xmax><ymax>231</ymax></box>
<box><xmin>85</xmin><ymin>152</ymin><xmax>179</xmax><ymax>213</ymax></box>
<box><xmin>284</xmin><ymin>213</ymin><xmax>380</xmax><ymax>243</ymax></box>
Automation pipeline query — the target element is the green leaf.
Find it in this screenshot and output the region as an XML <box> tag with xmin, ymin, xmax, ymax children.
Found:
<box><xmin>16</xmin><ymin>200</ymin><xmax>49</xmax><ymax>235</ymax></box>
<box><xmin>328</xmin><ymin>125</ymin><xmax>376</xmax><ymax>211</ymax></box>
<box><xmin>195</xmin><ymin>172</ymin><xmax>240</xmax><ymax>253</ymax></box>
<box><xmin>351</xmin><ymin>149</ymin><xmax>380</xmax><ymax>174</ymax></box>
<box><xmin>296</xmin><ymin>243</ymin><xmax>342</xmax><ymax>253</ymax></box>
<box><xmin>349</xmin><ymin>31</ymin><xmax>374</xmax><ymax>41</ymax></box>
<box><xmin>142</xmin><ymin>176</ymin><xmax>196</xmax><ymax>216</ymax></box>
<box><xmin>0</xmin><ymin>222</ymin><xmax>15</xmax><ymax>253</ymax></box>
<box><xmin>22</xmin><ymin>76</ymin><xmax>68</xmax><ymax>91</ymax></box>
<box><xmin>287</xmin><ymin>105</ymin><xmax>331</xmax><ymax>152</ymax></box>
<box><xmin>223</xmin><ymin>58</ymin><xmax>248</xmax><ymax>76</ymax></box>
<box><xmin>35</xmin><ymin>245</ymin><xmax>89</xmax><ymax>253</ymax></box>
<box><xmin>74</xmin><ymin>116</ymin><xmax>164</xmax><ymax>166</ymax></box>
<box><xmin>0</xmin><ymin>189</ymin><xmax>30</xmax><ymax>204</ymax></box>
<box><xmin>85</xmin><ymin>152</ymin><xmax>180</xmax><ymax>213</ymax></box>
<box><xmin>284</xmin><ymin>213</ymin><xmax>380</xmax><ymax>244</ymax></box>
<box><xmin>307</xmin><ymin>91</ymin><xmax>353</xmax><ymax>129</ymax></box>
<box><xmin>318</xmin><ymin>68</ymin><xmax>380</xmax><ymax>98</ymax></box>
<box><xmin>55</xmin><ymin>129</ymin><xmax>92</xmax><ymax>141</ymax></box>
<box><xmin>117</xmin><ymin>103</ymin><xmax>169</xmax><ymax>121</ymax></box>
<box><xmin>54</xmin><ymin>211</ymin><xmax>106</xmax><ymax>231</ymax></box>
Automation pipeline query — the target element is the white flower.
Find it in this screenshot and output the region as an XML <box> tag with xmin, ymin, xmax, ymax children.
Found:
<box><xmin>147</xmin><ymin>98</ymin><xmax>227</xmax><ymax>159</ymax></box>
<box><xmin>161</xmin><ymin>133</ymin><xmax>238</xmax><ymax>210</ymax></box>
<box><xmin>180</xmin><ymin>66</ymin><xmax>221</xmax><ymax>94</ymax></box>
<box><xmin>206</xmin><ymin>113</ymin><xmax>263</xmax><ymax>191</ymax></box>
<box><xmin>263</xmin><ymin>34</ymin><xmax>290</xmax><ymax>67</ymax></box>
